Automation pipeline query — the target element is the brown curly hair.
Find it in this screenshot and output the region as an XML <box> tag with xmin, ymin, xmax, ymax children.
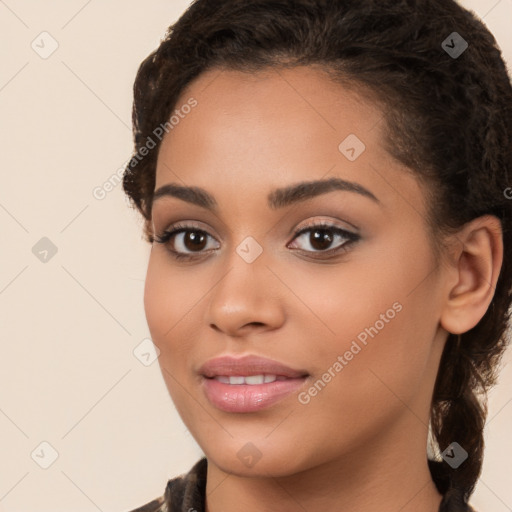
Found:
<box><xmin>123</xmin><ymin>0</ymin><xmax>512</xmax><ymax>508</ymax></box>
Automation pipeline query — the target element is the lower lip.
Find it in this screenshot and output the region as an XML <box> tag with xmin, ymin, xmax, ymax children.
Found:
<box><xmin>202</xmin><ymin>376</ymin><xmax>308</xmax><ymax>413</ymax></box>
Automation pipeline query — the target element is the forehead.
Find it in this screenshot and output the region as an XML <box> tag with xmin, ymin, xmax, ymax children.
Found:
<box><xmin>158</xmin><ymin>66</ymin><xmax>383</xmax><ymax>156</ymax></box>
<box><xmin>154</xmin><ymin>65</ymin><xmax>425</xmax><ymax>217</ymax></box>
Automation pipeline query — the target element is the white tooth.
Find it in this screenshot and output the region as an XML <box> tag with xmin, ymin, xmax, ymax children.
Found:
<box><xmin>245</xmin><ymin>375</ymin><xmax>265</xmax><ymax>385</ymax></box>
<box><xmin>215</xmin><ymin>374</ymin><xmax>281</xmax><ymax>384</ymax></box>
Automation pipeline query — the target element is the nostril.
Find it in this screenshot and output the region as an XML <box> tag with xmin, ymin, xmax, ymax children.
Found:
<box><xmin>208</xmin><ymin>321</ymin><xmax>267</xmax><ymax>334</ymax></box>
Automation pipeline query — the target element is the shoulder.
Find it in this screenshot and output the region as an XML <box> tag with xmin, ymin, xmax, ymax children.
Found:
<box><xmin>126</xmin><ymin>457</ymin><xmax>208</xmax><ymax>512</ymax></box>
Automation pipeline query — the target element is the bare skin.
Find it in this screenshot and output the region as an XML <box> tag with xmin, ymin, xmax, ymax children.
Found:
<box><xmin>144</xmin><ymin>65</ymin><xmax>503</xmax><ymax>512</ymax></box>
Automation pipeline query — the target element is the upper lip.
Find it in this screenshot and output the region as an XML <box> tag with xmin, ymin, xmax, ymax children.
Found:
<box><xmin>199</xmin><ymin>354</ymin><xmax>309</xmax><ymax>379</ymax></box>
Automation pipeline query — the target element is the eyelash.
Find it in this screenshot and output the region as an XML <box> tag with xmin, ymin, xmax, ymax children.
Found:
<box><xmin>153</xmin><ymin>221</ymin><xmax>360</xmax><ymax>262</ymax></box>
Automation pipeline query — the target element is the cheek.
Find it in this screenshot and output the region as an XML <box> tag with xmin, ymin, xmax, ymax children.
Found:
<box><xmin>142</xmin><ymin>254</ymin><xmax>206</xmax><ymax>397</ymax></box>
<box><xmin>288</xmin><ymin>239</ymin><xmax>439</xmax><ymax>393</ymax></box>
<box><xmin>143</xmin><ymin>251</ymin><xmax>203</xmax><ymax>345</ymax></box>
<box><xmin>143</xmin><ymin>260</ymin><xmax>172</xmax><ymax>345</ymax></box>
<box><xmin>143</xmin><ymin>254</ymin><xmax>200</xmax><ymax>410</ymax></box>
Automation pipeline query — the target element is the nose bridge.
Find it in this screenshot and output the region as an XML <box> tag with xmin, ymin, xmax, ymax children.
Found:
<box><xmin>212</xmin><ymin>240</ymin><xmax>268</xmax><ymax>310</ymax></box>
<box><xmin>205</xmin><ymin>238</ymin><xmax>284</xmax><ymax>334</ymax></box>
<box><xmin>218</xmin><ymin>231</ymin><xmax>268</xmax><ymax>291</ymax></box>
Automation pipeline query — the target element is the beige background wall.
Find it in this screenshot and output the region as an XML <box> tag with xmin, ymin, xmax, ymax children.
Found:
<box><xmin>0</xmin><ymin>1</ymin><xmax>511</xmax><ymax>511</ymax></box>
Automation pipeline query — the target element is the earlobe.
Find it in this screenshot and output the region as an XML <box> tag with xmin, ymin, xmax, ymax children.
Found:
<box><xmin>440</xmin><ymin>215</ymin><xmax>503</xmax><ymax>335</ymax></box>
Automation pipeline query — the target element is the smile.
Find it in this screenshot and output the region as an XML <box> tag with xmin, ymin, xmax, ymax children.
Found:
<box><xmin>202</xmin><ymin>375</ymin><xmax>308</xmax><ymax>413</ymax></box>
<box><xmin>211</xmin><ymin>374</ymin><xmax>289</xmax><ymax>384</ymax></box>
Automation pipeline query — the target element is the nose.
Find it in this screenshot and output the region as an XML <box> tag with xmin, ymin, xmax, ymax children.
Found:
<box><xmin>204</xmin><ymin>251</ymin><xmax>286</xmax><ymax>337</ymax></box>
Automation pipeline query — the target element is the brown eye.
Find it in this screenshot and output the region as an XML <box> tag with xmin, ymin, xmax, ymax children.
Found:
<box><xmin>308</xmin><ymin>229</ymin><xmax>335</xmax><ymax>251</ymax></box>
<box><xmin>181</xmin><ymin>231</ymin><xmax>208</xmax><ymax>251</ymax></box>
<box><xmin>288</xmin><ymin>223</ymin><xmax>359</xmax><ymax>256</ymax></box>
<box><xmin>154</xmin><ymin>225</ymin><xmax>220</xmax><ymax>259</ymax></box>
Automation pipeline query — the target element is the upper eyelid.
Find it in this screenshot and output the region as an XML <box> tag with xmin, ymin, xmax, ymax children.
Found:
<box><xmin>158</xmin><ymin>214</ymin><xmax>358</xmax><ymax>233</ymax></box>
<box><xmin>159</xmin><ymin>220</ymin><xmax>356</xmax><ymax>237</ymax></box>
<box><xmin>293</xmin><ymin>219</ymin><xmax>357</xmax><ymax>233</ymax></box>
<box><xmin>158</xmin><ymin>221</ymin><xmax>358</xmax><ymax>247</ymax></box>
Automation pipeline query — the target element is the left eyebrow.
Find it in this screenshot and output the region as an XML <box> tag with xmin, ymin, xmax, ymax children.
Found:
<box><xmin>267</xmin><ymin>177</ymin><xmax>380</xmax><ymax>209</ymax></box>
<box><xmin>151</xmin><ymin>177</ymin><xmax>380</xmax><ymax>211</ymax></box>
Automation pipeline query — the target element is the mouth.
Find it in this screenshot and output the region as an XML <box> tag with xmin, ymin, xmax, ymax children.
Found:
<box><xmin>201</xmin><ymin>375</ymin><xmax>309</xmax><ymax>413</ymax></box>
<box><xmin>198</xmin><ymin>354</ymin><xmax>310</xmax><ymax>413</ymax></box>
<box><xmin>207</xmin><ymin>374</ymin><xmax>297</xmax><ymax>385</ymax></box>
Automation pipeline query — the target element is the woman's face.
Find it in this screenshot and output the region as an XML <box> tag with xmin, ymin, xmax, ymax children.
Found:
<box><xmin>145</xmin><ymin>66</ymin><xmax>450</xmax><ymax>476</ymax></box>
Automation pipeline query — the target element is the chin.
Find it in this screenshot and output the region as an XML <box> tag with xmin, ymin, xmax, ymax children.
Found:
<box><xmin>200</xmin><ymin>437</ymin><xmax>309</xmax><ymax>478</ymax></box>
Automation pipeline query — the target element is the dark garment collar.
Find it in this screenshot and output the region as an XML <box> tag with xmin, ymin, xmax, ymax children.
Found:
<box><xmin>163</xmin><ymin>457</ymin><xmax>207</xmax><ymax>512</ymax></box>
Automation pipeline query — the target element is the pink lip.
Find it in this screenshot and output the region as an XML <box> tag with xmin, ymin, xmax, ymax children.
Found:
<box><xmin>198</xmin><ymin>354</ymin><xmax>309</xmax><ymax>413</ymax></box>
<box><xmin>198</xmin><ymin>354</ymin><xmax>308</xmax><ymax>378</ymax></box>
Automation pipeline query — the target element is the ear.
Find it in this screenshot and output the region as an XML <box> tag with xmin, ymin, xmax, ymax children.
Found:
<box><xmin>440</xmin><ymin>215</ymin><xmax>503</xmax><ymax>335</ymax></box>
